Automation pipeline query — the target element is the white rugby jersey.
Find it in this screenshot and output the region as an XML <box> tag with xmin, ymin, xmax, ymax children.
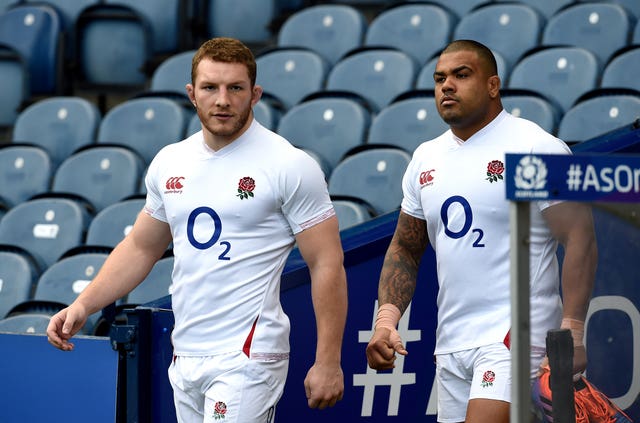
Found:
<box><xmin>401</xmin><ymin>110</ymin><xmax>571</xmax><ymax>354</ymax></box>
<box><xmin>144</xmin><ymin>119</ymin><xmax>334</xmax><ymax>357</ymax></box>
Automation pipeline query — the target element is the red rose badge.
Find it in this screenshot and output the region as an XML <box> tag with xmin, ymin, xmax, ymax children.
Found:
<box><xmin>237</xmin><ymin>176</ymin><xmax>255</xmax><ymax>199</ymax></box>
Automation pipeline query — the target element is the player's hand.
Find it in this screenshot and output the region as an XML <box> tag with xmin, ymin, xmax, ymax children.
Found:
<box><xmin>46</xmin><ymin>305</ymin><xmax>88</xmax><ymax>351</ymax></box>
<box><xmin>536</xmin><ymin>345</ymin><xmax>586</xmax><ymax>381</ymax></box>
<box><xmin>304</xmin><ymin>362</ymin><xmax>344</xmax><ymax>409</ymax></box>
<box><xmin>366</xmin><ymin>327</ymin><xmax>408</xmax><ymax>370</ymax></box>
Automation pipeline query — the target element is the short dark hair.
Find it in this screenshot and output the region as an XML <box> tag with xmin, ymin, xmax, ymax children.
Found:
<box><xmin>191</xmin><ymin>37</ymin><xmax>257</xmax><ymax>86</ymax></box>
<box><xmin>441</xmin><ymin>39</ymin><xmax>498</xmax><ymax>77</ymax></box>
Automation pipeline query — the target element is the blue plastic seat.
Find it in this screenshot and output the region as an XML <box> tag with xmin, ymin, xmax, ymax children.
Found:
<box><xmin>328</xmin><ymin>147</ymin><xmax>411</xmax><ymax>215</ymax></box>
<box><xmin>404</xmin><ymin>0</ymin><xmax>489</xmax><ymax>19</ymax></box>
<box><xmin>276</xmin><ymin>96</ymin><xmax>371</xmax><ymax>171</ymax></box>
<box><xmin>0</xmin><ymin>313</ymin><xmax>52</xmax><ymax>334</ymax></box>
<box><xmin>0</xmin><ymin>198</ymin><xmax>90</xmax><ymax>269</ymax></box>
<box><xmin>149</xmin><ymin>49</ymin><xmax>195</xmax><ymax>100</ymax></box>
<box><xmin>501</xmin><ymin>89</ymin><xmax>562</xmax><ymax>135</ymax></box>
<box><xmin>578</xmin><ymin>0</ymin><xmax>640</xmax><ymax>20</ymax></box>
<box><xmin>326</xmin><ymin>48</ymin><xmax>417</xmax><ymax>112</ymax></box>
<box><xmin>332</xmin><ymin>198</ymin><xmax>374</xmax><ymax>230</ymax></box>
<box><xmin>367</xmin><ymin>94</ymin><xmax>449</xmax><ymax>153</ymax></box>
<box><xmin>542</xmin><ymin>3</ymin><xmax>633</xmax><ymax>66</ymax></box>
<box><xmin>256</xmin><ymin>48</ymin><xmax>329</xmax><ymax>110</ymax></box>
<box><xmin>557</xmin><ymin>91</ymin><xmax>640</xmax><ymax>142</ymax></box>
<box><xmin>51</xmin><ymin>146</ymin><xmax>144</xmax><ymax>212</ymax></box>
<box><xmin>0</xmin><ymin>250</ymin><xmax>40</xmax><ymax>318</ymax></box>
<box><xmin>97</xmin><ymin>97</ymin><xmax>189</xmax><ymax>164</ymax></box>
<box><xmin>0</xmin><ymin>145</ymin><xmax>52</xmax><ymax>207</ymax></box>
<box><xmin>85</xmin><ymin>198</ymin><xmax>145</xmax><ymax>249</ymax></box>
<box><xmin>601</xmin><ymin>47</ymin><xmax>640</xmax><ymax>92</ymax></box>
<box><xmin>508</xmin><ymin>47</ymin><xmax>599</xmax><ymax>113</ymax></box>
<box><xmin>0</xmin><ymin>4</ymin><xmax>62</xmax><ymax>94</ymax></box>
<box><xmin>126</xmin><ymin>255</ymin><xmax>174</xmax><ymax>306</ymax></box>
<box><xmin>277</xmin><ymin>4</ymin><xmax>367</xmax><ymax>65</ymax></box>
<box><xmin>207</xmin><ymin>0</ymin><xmax>278</xmax><ymax>44</ymax></box>
<box><xmin>453</xmin><ymin>3</ymin><xmax>543</xmax><ymax>69</ymax></box>
<box><xmin>364</xmin><ymin>3</ymin><xmax>455</xmax><ymax>66</ymax></box>
<box><xmin>76</xmin><ymin>4</ymin><xmax>151</xmax><ymax>87</ymax></box>
<box><xmin>11</xmin><ymin>96</ymin><xmax>101</xmax><ymax>169</ymax></box>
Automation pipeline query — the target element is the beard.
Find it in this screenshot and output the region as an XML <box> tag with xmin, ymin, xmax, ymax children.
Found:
<box><xmin>199</xmin><ymin>103</ymin><xmax>252</xmax><ymax>139</ymax></box>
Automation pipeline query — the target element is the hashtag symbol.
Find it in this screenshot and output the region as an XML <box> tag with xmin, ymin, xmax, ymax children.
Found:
<box><xmin>353</xmin><ymin>301</ymin><xmax>420</xmax><ymax>416</ymax></box>
<box><xmin>566</xmin><ymin>164</ymin><xmax>583</xmax><ymax>191</ymax></box>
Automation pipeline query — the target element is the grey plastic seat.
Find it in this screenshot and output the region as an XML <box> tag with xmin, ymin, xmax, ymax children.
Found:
<box><xmin>328</xmin><ymin>147</ymin><xmax>411</xmax><ymax>215</ymax></box>
<box><xmin>85</xmin><ymin>198</ymin><xmax>145</xmax><ymax>249</ymax></box>
<box><xmin>206</xmin><ymin>0</ymin><xmax>278</xmax><ymax>44</ymax></box>
<box><xmin>126</xmin><ymin>255</ymin><xmax>174</xmax><ymax>306</ymax></box>
<box><xmin>0</xmin><ymin>145</ymin><xmax>52</xmax><ymax>207</ymax></box>
<box><xmin>332</xmin><ymin>199</ymin><xmax>373</xmax><ymax>230</ymax></box>
<box><xmin>11</xmin><ymin>96</ymin><xmax>101</xmax><ymax>169</ymax></box>
<box><xmin>0</xmin><ymin>250</ymin><xmax>40</xmax><ymax>318</ymax></box>
<box><xmin>0</xmin><ymin>46</ymin><xmax>27</xmax><ymax>127</ymax></box>
<box><xmin>501</xmin><ymin>89</ymin><xmax>561</xmax><ymax>135</ymax></box>
<box><xmin>601</xmin><ymin>47</ymin><xmax>640</xmax><ymax>92</ymax></box>
<box><xmin>0</xmin><ymin>313</ymin><xmax>51</xmax><ymax>334</ymax></box>
<box><xmin>493</xmin><ymin>0</ymin><xmax>573</xmax><ymax>20</ymax></box>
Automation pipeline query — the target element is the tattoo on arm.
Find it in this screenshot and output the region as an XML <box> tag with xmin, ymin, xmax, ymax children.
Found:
<box><xmin>378</xmin><ymin>212</ymin><xmax>429</xmax><ymax>314</ymax></box>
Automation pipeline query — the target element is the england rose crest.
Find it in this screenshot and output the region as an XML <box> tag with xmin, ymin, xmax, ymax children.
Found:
<box><xmin>481</xmin><ymin>370</ymin><xmax>495</xmax><ymax>388</ymax></box>
<box><xmin>486</xmin><ymin>160</ymin><xmax>504</xmax><ymax>183</ymax></box>
<box><xmin>213</xmin><ymin>401</ymin><xmax>227</xmax><ymax>420</ymax></box>
<box><xmin>237</xmin><ymin>176</ymin><xmax>255</xmax><ymax>199</ymax></box>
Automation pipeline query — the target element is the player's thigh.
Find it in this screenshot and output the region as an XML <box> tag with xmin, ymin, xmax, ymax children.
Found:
<box><xmin>466</xmin><ymin>397</ymin><xmax>510</xmax><ymax>423</ymax></box>
<box><xmin>203</xmin><ymin>358</ymin><xmax>288</xmax><ymax>423</ymax></box>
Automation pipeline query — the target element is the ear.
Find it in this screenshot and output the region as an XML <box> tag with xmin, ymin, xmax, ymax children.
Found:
<box><xmin>186</xmin><ymin>83</ymin><xmax>196</xmax><ymax>106</ymax></box>
<box><xmin>488</xmin><ymin>75</ymin><xmax>501</xmax><ymax>99</ymax></box>
<box><xmin>251</xmin><ymin>84</ymin><xmax>263</xmax><ymax>107</ymax></box>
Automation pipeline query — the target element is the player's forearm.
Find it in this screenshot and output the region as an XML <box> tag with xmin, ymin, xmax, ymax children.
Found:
<box><xmin>310</xmin><ymin>268</ymin><xmax>348</xmax><ymax>365</ymax></box>
<box><xmin>560</xmin><ymin>237</ymin><xmax>597</xmax><ymax>320</ymax></box>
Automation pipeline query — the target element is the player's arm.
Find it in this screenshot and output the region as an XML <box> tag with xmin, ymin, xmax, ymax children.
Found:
<box><xmin>47</xmin><ymin>211</ymin><xmax>173</xmax><ymax>351</ymax></box>
<box><xmin>295</xmin><ymin>214</ymin><xmax>347</xmax><ymax>410</ymax></box>
<box><xmin>366</xmin><ymin>210</ymin><xmax>429</xmax><ymax>370</ymax></box>
<box><xmin>543</xmin><ymin>201</ymin><xmax>597</xmax><ymax>373</ymax></box>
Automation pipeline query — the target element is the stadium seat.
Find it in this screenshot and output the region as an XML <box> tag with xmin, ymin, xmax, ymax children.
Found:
<box><xmin>332</xmin><ymin>198</ymin><xmax>374</xmax><ymax>230</ymax></box>
<box><xmin>0</xmin><ymin>197</ymin><xmax>91</xmax><ymax>269</ymax></box>
<box><xmin>326</xmin><ymin>47</ymin><xmax>417</xmax><ymax>112</ymax></box>
<box><xmin>76</xmin><ymin>4</ymin><xmax>151</xmax><ymax>88</ymax></box>
<box><xmin>364</xmin><ymin>3</ymin><xmax>455</xmax><ymax>66</ymax></box>
<box><xmin>601</xmin><ymin>47</ymin><xmax>640</xmax><ymax>92</ymax></box>
<box><xmin>508</xmin><ymin>47</ymin><xmax>599</xmax><ymax>113</ymax></box>
<box><xmin>256</xmin><ymin>48</ymin><xmax>329</xmax><ymax>110</ymax></box>
<box><xmin>579</xmin><ymin>0</ymin><xmax>640</xmax><ymax>20</ymax></box>
<box><xmin>0</xmin><ymin>1</ymin><xmax>20</xmax><ymax>12</ymax></box>
<box><xmin>367</xmin><ymin>93</ymin><xmax>449</xmax><ymax>153</ymax></box>
<box><xmin>125</xmin><ymin>255</ymin><xmax>174</xmax><ymax>306</ymax></box>
<box><xmin>104</xmin><ymin>0</ymin><xmax>185</xmax><ymax>55</ymax></box>
<box><xmin>148</xmin><ymin>49</ymin><xmax>195</xmax><ymax>100</ymax></box>
<box><xmin>542</xmin><ymin>2</ymin><xmax>633</xmax><ymax>66</ymax></box>
<box><xmin>634</xmin><ymin>18</ymin><xmax>640</xmax><ymax>43</ymax></box>
<box><xmin>11</xmin><ymin>96</ymin><xmax>101</xmax><ymax>169</ymax></box>
<box><xmin>557</xmin><ymin>90</ymin><xmax>640</xmax><ymax>143</ymax></box>
<box><xmin>51</xmin><ymin>146</ymin><xmax>145</xmax><ymax>212</ymax></box>
<box><xmin>276</xmin><ymin>95</ymin><xmax>371</xmax><ymax>171</ymax></box>
<box><xmin>0</xmin><ymin>46</ymin><xmax>27</xmax><ymax>127</ymax></box>
<box><xmin>252</xmin><ymin>98</ymin><xmax>282</xmax><ymax>131</ymax></box>
<box><xmin>277</xmin><ymin>4</ymin><xmax>367</xmax><ymax>65</ymax></box>
<box><xmin>405</xmin><ymin>0</ymin><xmax>489</xmax><ymax>19</ymax></box>
<box><xmin>0</xmin><ymin>313</ymin><xmax>51</xmax><ymax>334</ymax></box>
<box><xmin>30</xmin><ymin>251</ymin><xmax>109</xmax><ymax>331</ymax></box>
<box><xmin>0</xmin><ymin>250</ymin><xmax>40</xmax><ymax>318</ymax></box>
<box><xmin>97</xmin><ymin>97</ymin><xmax>189</xmax><ymax>164</ymax></box>
<box><xmin>85</xmin><ymin>198</ymin><xmax>145</xmax><ymax>249</ymax></box>
<box><xmin>501</xmin><ymin>89</ymin><xmax>561</xmax><ymax>135</ymax></box>
<box><xmin>453</xmin><ymin>3</ymin><xmax>543</xmax><ymax>69</ymax></box>
<box><xmin>328</xmin><ymin>147</ymin><xmax>411</xmax><ymax>215</ymax></box>
<box><xmin>0</xmin><ymin>4</ymin><xmax>63</xmax><ymax>94</ymax></box>
<box><xmin>493</xmin><ymin>0</ymin><xmax>574</xmax><ymax>20</ymax></box>
<box><xmin>206</xmin><ymin>0</ymin><xmax>278</xmax><ymax>44</ymax></box>
<box><xmin>415</xmin><ymin>50</ymin><xmax>508</xmax><ymax>90</ymax></box>
<box><xmin>0</xmin><ymin>145</ymin><xmax>52</xmax><ymax>207</ymax></box>
<box><xmin>300</xmin><ymin>147</ymin><xmax>332</xmax><ymax>180</ymax></box>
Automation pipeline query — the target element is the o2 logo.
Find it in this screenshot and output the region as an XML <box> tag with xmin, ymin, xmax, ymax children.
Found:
<box><xmin>186</xmin><ymin>207</ymin><xmax>231</xmax><ymax>260</ymax></box>
<box><xmin>440</xmin><ymin>196</ymin><xmax>485</xmax><ymax>247</ymax></box>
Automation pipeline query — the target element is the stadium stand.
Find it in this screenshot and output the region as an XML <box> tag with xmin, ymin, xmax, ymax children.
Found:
<box><xmin>0</xmin><ymin>250</ymin><xmax>40</xmax><ymax>318</ymax></box>
<box><xmin>125</xmin><ymin>255</ymin><xmax>174</xmax><ymax>306</ymax></box>
<box><xmin>84</xmin><ymin>197</ymin><xmax>145</xmax><ymax>249</ymax></box>
<box><xmin>501</xmin><ymin>89</ymin><xmax>561</xmax><ymax>135</ymax></box>
<box><xmin>148</xmin><ymin>49</ymin><xmax>196</xmax><ymax>100</ymax></box>
<box><xmin>332</xmin><ymin>198</ymin><xmax>375</xmax><ymax>230</ymax></box>
<box><xmin>0</xmin><ymin>313</ymin><xmax>51</xmax><ymax>334</ymax></box>
<box><xmin>585</xmin><ymin>0</ymin><xmax>640</xmax><ymax>19</ymax></box>
<box><xmin>494</xmin><ymin>0</ymin><xmax>574</xmax><ymax>20</ymax></box>
<box><xmin>0</xmin><ymin>145</ymin><xmax>52</xmax><ymax>207</ymax></box>
<box><xmin>11</xmin><ymin>96</ymin><xmax>101</xmax><ymax>169</ymax></box>
<box><xmin>0</xmin><ymin>45</ymin><xmax>27</xmax><ymax>127</ymax></box>
<box><xmin>601</xmin><ymin>46</ymin><xmax>640</xmax><ymax>92</ymax></box>
<box><xmin>205</xmin><ymin>0</ymin><xmax>278</xmax><ymax>45</ymax></box>
<box><xmin>277</xmin><ymin>4</ymin><xmax>367</xmax><ymax>66</ymax></box>
<box><xmin>410</xmin><ymin>0</ymin><xmax>487</xmax><ymax>20</ymax></box>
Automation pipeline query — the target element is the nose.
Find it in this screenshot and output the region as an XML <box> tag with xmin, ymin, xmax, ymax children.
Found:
<box><xmin>440</xmin><ymin>76</ymin><xmax>454</xmax><ymax>94</ymax></box>
<box><xmin>216</xmin><ymin>87</ymin><xmax>231</xmax><ymax>107</ymax></box>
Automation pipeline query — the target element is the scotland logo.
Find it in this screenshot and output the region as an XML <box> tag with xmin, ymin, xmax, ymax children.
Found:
<box><xmin>514</xmin><ymin>155</ymin><xmax>550</xmax><ymax>198</ymax></box>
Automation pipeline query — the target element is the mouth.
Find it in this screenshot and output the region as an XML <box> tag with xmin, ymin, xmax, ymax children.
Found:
<box><xmin>440</xmin><ymin>96</ymin><xmax>457</xmax><ymax>106</ymax></box>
